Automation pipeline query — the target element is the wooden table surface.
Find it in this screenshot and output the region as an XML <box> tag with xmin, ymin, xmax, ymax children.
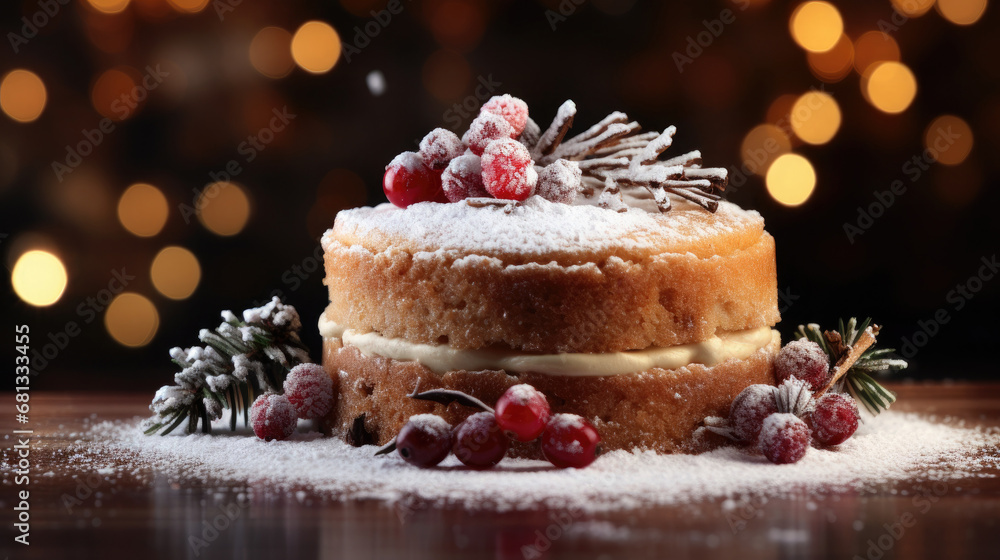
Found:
<box><xmin>3</xmin><ymin>383</ymin><xmax>1000</xmax><ymax>560</ymax></box>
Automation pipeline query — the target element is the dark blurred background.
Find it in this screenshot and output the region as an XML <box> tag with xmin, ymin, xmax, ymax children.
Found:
<box><xmin>1</xmin><ymin>0</ymin><xmax>997</xmax><ymax>392</ymax></box>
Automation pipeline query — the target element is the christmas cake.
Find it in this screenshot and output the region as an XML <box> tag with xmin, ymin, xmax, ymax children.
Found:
<box><xmin>319</xmin><ymin>95</ymin><xmax>780</xmax><ymax>455</ymax></box>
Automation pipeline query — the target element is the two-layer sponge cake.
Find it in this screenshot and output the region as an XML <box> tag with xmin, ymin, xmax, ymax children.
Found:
<box><xmin>320</xmin><ymin>194</ymin><xmax>779</xmax><ymax>455</ymax></box>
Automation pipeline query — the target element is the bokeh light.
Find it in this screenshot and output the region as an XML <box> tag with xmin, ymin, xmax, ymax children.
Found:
<box><xmin>766</xmin><ymin>94</ymin><xmax>799</xmax><ymax>129</ymax></box>
<box><xmin>766</xmin><ymin>153</ymin><xmax>816</xmax><ymax>206</ymax></box>
<box><xmin>105</xmin><ymin>293</ymin><xmax>159</xmax><ymax>347</ymax></box>
<box><xmin>196</xmin><ymin>181</ymin><xmax>251</xmax><ymax>236</ymax></box>
<box><xmin>0</xmin><ymin>70</ymin><xmax>47</xmax><ymax>123</ymax></box>
<box><xmin>891</xmin><ymin>0</ymin><xmax>936</xmax><ymax>16</ymax></box>
<box><xmin>87</xmin><ymin>0</ymin><xmax>131</xmax><ymax>14</ymax></box>
<box><xmin>91</xmin><ymin>67</ymin><xmax>140</xmax><ymax>121</ymax></box>
<box><xmin>790</xmin><ymin>92</ymin><xmax>842</xmax><ymax>145</ymax></box>
<box><xmin>12</xmin><ymin>250</ymin><xmax>68</xmax><ymax>307</ymax></box>
<box><xmin>166</xmin><ymin>0</ymin><xmax>209</xmax><ymax>13</ymax></box>
<box><xmin>118</xmin><ymin>183</ymin><xmax>169</xmax><ymax>237</ymax></box>
<box><xmin>740</xmin><ymin>124</ymin><xmax>792</xmax><ymax>175</ymax></box>
<box><xmin>422</xmin><ymin>49</ymin><xmax>472</xmax><ymax>102</ymax></box>
<box><xmin>151</xmin><ymin>246</ymin><xmax>201</xmax><ymax>300</ymax></box>
<box><xmin>807</xmin><ymin>34</ymin><xmax>854</xmax><ymax>82</ymax></box>
<box><xmin>789</xmin><ymin>2</ymin><xmax>844</xmax><ymax>53</ymax></box>
<box><xmin>291</xmin><ymin>21</ymin><xmax>342</xmax><ymax>74</ymax></box>
<box><xmin>936</xmin><ymin>0</ymin><xmax>988</xmax><ymax>25</ymax></box>
<box><xmin>249</xmin><ymin>27</ymin><xmax>295</xmax><ymax>79</ymax></box>
<box><xmin>924</xmin><ymin>115</ymin><xmax>974</xmax><ymax>165</ymax></box>
<box><xmin>853</xmin><ymin>31</ymin><xmax>901</xmax><ymax>75</ymax></box>
<box><xmin>863</xmin><ymin>61</ymin><xmax>918</xmax><ymax>114</ymax></box>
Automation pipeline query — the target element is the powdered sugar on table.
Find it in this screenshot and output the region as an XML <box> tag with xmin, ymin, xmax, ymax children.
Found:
<box><xmin>69</xmin><ymin>412</ymin><xmax>1000</xmax><ymax>512</ymax></box>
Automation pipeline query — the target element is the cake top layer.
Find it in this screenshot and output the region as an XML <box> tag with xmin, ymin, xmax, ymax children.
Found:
<box><xmin>326</xmin><ymin>194</ymin><xmax>765</xmax><ymax>264</ymax></box>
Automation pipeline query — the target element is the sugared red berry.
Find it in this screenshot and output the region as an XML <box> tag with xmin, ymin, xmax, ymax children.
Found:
<box><xmin>759</xmin><ymin>413</ymin><xmax>811</xmax><ymax>464</ymax></box>
<box><xmin>775</xmin><ymin>339</ymin><xmax>831</xmax><ymax>391</ymax></box>
<box><xmin>495</xmin><ymin>384</ymin><xmax>551</xmax><ymax>442</ymax></box>
<box><xmin>480</xmin><ymin>94</ymin><xmax>529</xmax><ymax>137</ymax></box>
<box><xmin>809</xmin><ymin>393</ymin><xmax>860</xmax><ymax>446</ymax></box>
<box><xmin>463</xmin><ymin>112</ymin><xmax>515</xmax><ymax>156</ymax></box>
<box><xmin>282</xmin><ymin>363</ymin><xmax>334</xmax><ymax>420</ymax></box>
<box><xmin>419</xmin><ymin>128</ymin><xmax>466</xmax><ymax>170</ymax></box>
<box><xmin>730</xmin><ymin>384</ymin><xmax>777</xmax><ymax>444</ymax></box>
<box><xmin>383</xmin><ymin>152</ymin><xmax>445</xmax><ymax>208</ymax></box>
<box><xmin>481</xmin><ymin>138</ymin><xmax>537</xmax><ymax>201</ymax></box>
<box><xmin>536</xmin><ymin>159</ymin><xmax>582</xmax><ymax>204</ymax></box>
<box><xmin>452</xmin><ymin>411</ymin><xmax>510</xmax><ymax>469</ymax></box>
<box><xmin>541</xmin><ymin>413</ymin><xmax>602</xmax><ymax>469</ymax></box>
<box><xmin>441</xmin><ymin>154</ymin><xmax>489</xmax><ymax>202</ymax></box>
<box><xmin>250</xmin><ymin>393</ymin><xmax>297</xmax><ymax>442</ymax></box>
<box><xmin>396</xmin><ymin>414</ymin><xmax>452</xmax><ymax>468</ymax></box>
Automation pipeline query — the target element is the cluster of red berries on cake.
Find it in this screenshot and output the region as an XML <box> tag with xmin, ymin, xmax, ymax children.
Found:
<box><xmin>383</xmin><ymin>94</ymin><xmax>581</xmax><ymax>207</ymax></box>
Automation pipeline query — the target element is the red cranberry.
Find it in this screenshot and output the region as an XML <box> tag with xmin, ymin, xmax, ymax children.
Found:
<box><xmin>452</xmin><ymin>412</ymin><xmax>510</xmax><ymax>469</ymax></box>
<box><xmin>481</xmin><ymin>138</ymin><xmax>536</xmax><ymax>201</ymax></box>
<box><xmin>383</xmin><ymin>152</ymin><xmax>444</xmax><ymax>208</ymax></box>
<box><xmin>250</xmin><ymin>393</ymin><xmax>297</xmax><ymax>441</ymax></box>
<box><xmin>494</xmin><ymin>384</ymin><xmax>551</xmax><ymax>442</ymax></box>
<box><xmin>463</xmin><ymin>112</ymin><xmax>515</xmax><ymax>156</ymax></box>
<box><xmin>282</xmin><ymin>363</ymin><xmax>334</xmax><ymax>420</ymax></box>
<box><xmin>396</xmin><ymin>414</ymin><xmax>452</xmax><ymax>468</ymax></box>
<box><xmin>441</xmin><ymin>154</ymin><xmax>489</xmax><ymax>202</ymax></box>
<box><xmin>774</xmin><ymin>339</ymin><xmax>831</xmax><ymax>391</ymax></box>
<box><xmin>480</xmin><ymin>94</ymin><xmax>529</xmax><ymax>137</ymax></box>
<box><xmin>541</xmin><ymin>413</ymin><xmax>602</xmax><ymax>469</ymax></box>
<box><xmin>809</xmin><ymin>393</ymin><xmax>860</xmax><ymax>446</ymax></box>
<box><xmin>418</xmin><ymin>128</ymin><xmax>466</xmax><ymax>170</ymax></box>
<box><xmin>759</xmin><ymin>413</ymin><xmax>811</xmax><ymax>464</ymax></box>
<box><xmin>730</xmin><ymin>384</ymin><xmax>778</xmax><ymax>444</ymax></box>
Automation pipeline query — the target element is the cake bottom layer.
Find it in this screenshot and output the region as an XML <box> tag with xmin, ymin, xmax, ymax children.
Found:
<box><xmin>320</xmin><ymin>334</ymin><xmax>779</xmax><ymax>457</ymax></box>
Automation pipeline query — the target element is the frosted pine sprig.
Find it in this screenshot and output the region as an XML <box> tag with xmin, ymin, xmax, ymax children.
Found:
<box><xmin>144</xmin><ymin>297</ymin><xmax>311</xmax><ymax>436</ymax></box>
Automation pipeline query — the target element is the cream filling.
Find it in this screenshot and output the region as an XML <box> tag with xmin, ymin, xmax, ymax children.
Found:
<box><xmin>319</xmin><ymin>314</ymin><xmax>777</xmax><ymax>377</ymax></box>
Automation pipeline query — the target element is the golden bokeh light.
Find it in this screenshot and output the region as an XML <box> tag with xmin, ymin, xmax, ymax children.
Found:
<box><xmin>790</xmin><ymin>92</ymin><xmax>842</xmax><ymax>145</ymax></box>
<box><xmin>118</xmin><ymin>183</ymin><xmax>169</xmax><ymax>237</ymax></box>
<box><xmin>88</xmin><ymin>0</ymin><xmax>131</xmax><ymax>14</ymax></box>
<box><xmin>789</xmin><ymin>1</ymin><xmax>844</xmax><ymax>53</ymax></box>
<box><xmin>853</xmin><ymin>31</ymin><xmax>901</xmax><ymax>75</ymax></box>
<box><xmin>937</xmin><ymin>0</ymin><xmax>988</xmax><ymax>25</ymax></box>
<box><xmin>166</xmin><ymin>0</ymin><xmax>209</xmax><ymax>13</ymax></box>
<box><xmin>740</xmin><ymin>124</ymin><xmax>792</xmax><ymax>176</ymax></box>
<box><xmin>151</xmin><ymin>246</ymin><xmax>201</xmax><ymax>300</ymax></box>
<box><xmin>1</xmin><ymin>70</ymin><xmax>47</xmax><ymax>123</ymax></box>
<box><xmin>249</xmin><ymin>27</ymin><xmax>295</xmax><ymax>79</ymax></box>
<box><xmin>291</xmin><ymin>21</ymin><xmax>342</xmax><ymax>74</ymax></box>
<box><xmin>422</xmin><ymin>49</ymin><xmax>472</xmax><ymax>102</ymax></box>
<box><xmin>105</xmin><ymin>293</ymin><xmax>159</xmax><ymax>347</ymax></box>
<box><xmin>863</xmin><ymin>61</ymin><xmax>918</xmax><ymax>114</ymax></box>
<box><xmin>12</xmin><ymin>250</ymin><xmax>68</xmax><ymax>307</ymax></box>
<box><xmin>891</xmin><ymin>0</ymin><xmax>936</xmax><ymax>16</ymax></box>
<box><xmin>766</xmin><ymin>154</ymin><xmax>816</xmax><ymax>206</ymax></box>
<box><xmin>91</xmin><ymin>67</ymin><xmax>140</xmax><ymax>121</ymax></box>
<box><xmin>766</xmin><ymin>94</ymin><xmax>799</xmax><ymax>127</ymax></box>
<box><xmin>807</xmin><ymin>34</ymin><xmax>854</xmax><ymax>82</ymax></box>
<box><xmin>196</xmin><ymin>181</ymin><xmax>251</xmax><ymax>236</ymax></box>
<box><xmin>924</xmin><ymin>115</ymin><xmax>974</xmax><ymax>165</ymax></box>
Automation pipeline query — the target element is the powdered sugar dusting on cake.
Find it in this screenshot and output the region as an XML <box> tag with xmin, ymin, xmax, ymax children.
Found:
<box><xmin>327</xmin><ymin>195</ymin><xmax>763</xmax><ymax>261</ymax></box>
<box><xmin>75</xmin><ymin>412</ymin><xmax>1000</xmax><ymax>511</ymax></box>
